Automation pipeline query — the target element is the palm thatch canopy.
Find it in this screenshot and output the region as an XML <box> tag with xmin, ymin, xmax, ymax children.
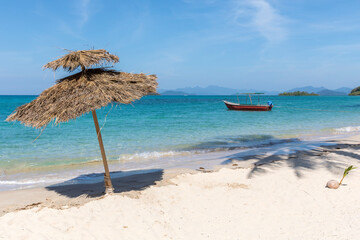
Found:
<box><xmin>6</xmin><ymin>68</ymin><xmax>157</xmax><ymax>128</ymax></box>
<box><xmin>43</xmin><ymin>49</ymin><xmax>119</xmax><ymax>72</ymax></box>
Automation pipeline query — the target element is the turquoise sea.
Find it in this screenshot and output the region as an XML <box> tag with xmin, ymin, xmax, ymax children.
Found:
<box><xmin>1</xmin><ymin>95</ymin><xmax>360</xmax><ymax>190</ymax></box>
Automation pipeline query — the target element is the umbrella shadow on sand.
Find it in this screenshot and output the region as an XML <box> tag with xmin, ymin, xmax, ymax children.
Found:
<box><xmin>46</xmin><ymin>169</ymin><xmax>163</xmax><ymax>198</ymax></box>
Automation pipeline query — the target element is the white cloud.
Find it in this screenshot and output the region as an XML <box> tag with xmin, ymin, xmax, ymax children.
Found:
<box><xmin>78</xmin><ymin>0</ymin><xmax>90</xmax><ymax>27</ymax></box>
<box><xmin>233</xmin><ymin>0</ymin><xmax>287</xmax><ymax>43</ymax></box>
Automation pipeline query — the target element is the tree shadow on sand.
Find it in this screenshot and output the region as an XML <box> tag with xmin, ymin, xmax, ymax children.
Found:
<box><xmin>221</xmin><ymin>138</ymin><xmax>360</xmax><ymax>179</ymax></box>
<box><xmin>46</xmin><ymin>169</ymin><xmax>163</xmax><ymax>198</ymax></box>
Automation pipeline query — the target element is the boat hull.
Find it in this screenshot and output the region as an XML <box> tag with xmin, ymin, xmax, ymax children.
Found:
<box><xmin>224</xmin><ymin>101</ymin><xmax>272</xmax><ymax>111</ymax></box>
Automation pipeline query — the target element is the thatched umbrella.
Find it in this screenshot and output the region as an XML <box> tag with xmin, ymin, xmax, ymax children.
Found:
<box><xmin>43</xmin><ymin>49</ymin><xmax>120</xmax><ymax>72</ymax></box>
<box><xmin>6</xmin><ymin>49</ymin><xmax>158</xmax><ymax>194</ymax></box>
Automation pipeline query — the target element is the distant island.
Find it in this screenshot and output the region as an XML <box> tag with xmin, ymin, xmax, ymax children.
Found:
<box><xmin>279</xmin><ymin>91</ymin><xmax>319</xmax><ymax>96</ymax></box>
<box><xmin>349</xmin><ymin>86</ymin><xmax>360</xmax><ymax>96</ymax></box>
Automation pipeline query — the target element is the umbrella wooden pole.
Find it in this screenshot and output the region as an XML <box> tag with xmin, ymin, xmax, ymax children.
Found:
<box><xmin>92</xmin><ymin>110</ymin><xmax>114</xmax><ymax>194</ymax></box>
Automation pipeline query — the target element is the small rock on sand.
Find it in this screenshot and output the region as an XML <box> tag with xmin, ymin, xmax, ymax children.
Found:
<box><xmin>327</xmin><ymin>180</ymin><xmax>339</xmax><ymax>189</ymax></box>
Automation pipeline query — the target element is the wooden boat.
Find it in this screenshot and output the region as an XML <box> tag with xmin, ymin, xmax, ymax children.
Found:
<box><xmin>224</xmin><ymin>101</ymin><xmax>272</xmax><ymax>111</ymax></box>
<box><xmin>224</xmin><ymin>93</ymin><xmax>273</xmax><ymax>111</ymax></box>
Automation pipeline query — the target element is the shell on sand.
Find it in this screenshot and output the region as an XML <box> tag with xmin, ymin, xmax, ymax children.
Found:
<box><xmin>327</xmin><ymin>180</ymin><xmax>340</xmax><ymax>189</ymax></box>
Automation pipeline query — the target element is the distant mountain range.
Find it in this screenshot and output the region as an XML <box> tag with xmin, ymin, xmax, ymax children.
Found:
<box><xmin>159</xmin><ymin>85</ymin><xmax>353</xmax><ymax>96</ymax></box>
<box><xmin>159</xmin><ymin>85</ymin><xmax>279</xmax><ymax>95</ymax></box>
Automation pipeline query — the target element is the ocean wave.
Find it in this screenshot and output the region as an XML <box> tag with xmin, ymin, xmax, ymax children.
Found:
<box><xmin>118</xmin><ymin>151</ymin><xmax>192</xmax><ymax>162</ymax></box>
<box><xmin>334</xmin><ymin>126</ymin><xmax>360</xmax><ymax>133</ymax></box>
<box><xmin>0</xmin><ymin>179</ymin><xmax>47</xmax><ymax>185</ymax></box>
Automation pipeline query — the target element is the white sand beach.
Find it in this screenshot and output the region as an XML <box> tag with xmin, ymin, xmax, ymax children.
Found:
<box><xmin>3</xmin><ymin>1</ymin><xmax>360</xmax><ymax>239</ymax></box>
<box><xmin>0</xmin><ymin>135</ymin><xmax>359</xmax><ymax>240</ymax></box>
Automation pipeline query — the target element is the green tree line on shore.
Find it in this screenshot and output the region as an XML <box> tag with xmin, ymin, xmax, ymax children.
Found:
<box><xmin>349</xmin><ymin>86</ymin><xmax>360</xmax><ymax>96</ymax></box>
<box><xmin>278</xmin><ymin>91</ymin><xmax>319</xmax><ymax>96</ymax></box>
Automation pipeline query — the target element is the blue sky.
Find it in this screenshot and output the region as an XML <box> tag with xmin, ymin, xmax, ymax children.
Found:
<box><xmin>1</xmin><ymin>0</ymin><xmax>360</xmax><ymax>94</ymax></box>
